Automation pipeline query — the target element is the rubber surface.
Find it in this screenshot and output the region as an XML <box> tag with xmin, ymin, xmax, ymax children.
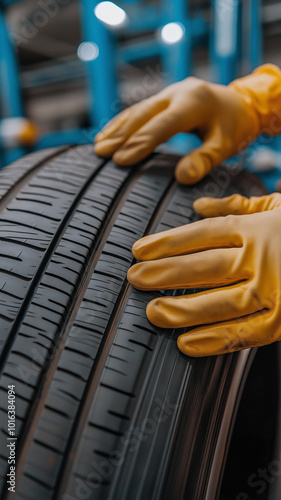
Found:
<box><xmin>0</xmin><ymin>146</ymin><xmax>267</xmax><ymax>500</ymax></box>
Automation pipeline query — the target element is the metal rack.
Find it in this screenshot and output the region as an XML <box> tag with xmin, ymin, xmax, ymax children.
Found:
<box><xmin>0</xmin><ymin>0</ymin><xmax>209</xmax><ymax>164</ymax></box>
<box><xmin>0</xmin><ymin>0</ymin><xmax>269</xmax><ymax>177</ymax></box>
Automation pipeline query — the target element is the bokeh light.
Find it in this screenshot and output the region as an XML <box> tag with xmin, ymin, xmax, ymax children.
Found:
<box><xmin>94</xmin><ymin>2</ymin><xmax>127</xmax><ymax>27</ymax></box>
<box><xmin>160</xmin><ymin>22</ymin><xmax>185</xmax><ymax>45</ymax></box>
<box><xmin>77</xmin><ymin>42</ymin><xmax>99</xmax><ymax>61</ymax></box>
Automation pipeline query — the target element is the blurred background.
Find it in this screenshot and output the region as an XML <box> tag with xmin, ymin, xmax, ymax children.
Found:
<box><xmin>1</xmin><ymin>0</ymin><xmax>281</xmax><ymax>188</ymax></box>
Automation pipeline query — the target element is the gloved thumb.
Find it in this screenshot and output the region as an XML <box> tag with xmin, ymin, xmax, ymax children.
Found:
<box><xmin>175</xmin><ymin>139</ymin><xmax>224</xmax><ymax>185</ymax></box>
<box><xmin>193</xmin><ymin>193</ymin><xmax>281</xmax><ymax>218</ymax></box>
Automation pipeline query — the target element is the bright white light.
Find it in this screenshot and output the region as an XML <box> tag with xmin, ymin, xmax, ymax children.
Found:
<box><xmin>160</xmin><ymin>22</ymin><xmax>185</xmax><ymax>45</ymax></box>
<box><xmin>94</xmin><ymin>2</ymin><xmax>127</xmax><ymax>27</ymax></box>
<box><xmin>77</xmin><ymin>42</ymin><xmax>99</xmax><ymax>61</ymax></box>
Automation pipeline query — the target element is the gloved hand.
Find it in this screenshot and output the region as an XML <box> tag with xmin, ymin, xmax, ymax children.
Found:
<box><xmin>127</xmin><ymin>192</ymin><xmax>281</xmax><ymax>357</ymax></box>
<box><xmin>95</xmin><ymin>64</ymin><xmax>281</xmax><ymax>184</ymax></box>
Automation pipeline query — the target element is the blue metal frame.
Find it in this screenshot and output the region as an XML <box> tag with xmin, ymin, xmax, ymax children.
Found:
<box><xmin>212</xmin><ymin>0</ymin><xmax>240</xmax><ymax>84</ymax></box>
<box><xmin>79</xmin><ymin>0</ymin><xmax>118</xmax><ymax>128</ymax></box>
<box><xmin>0</xmin><ymin>9</ymin><xmax>23</xmax><ymax>117</ymax></box>
<box><xmin>0</xmin><ymin>6</ymin><xmax>25</xmax><ymax>163</ymax></box>
<box><xmin>212</xmin><ymin>0</ymin><xmax>263</xmax><ymax>83</ymax></box>
<box><xmin>247</xmin><ymin>0</ymin><xmax>262</xmax><ymax>71</ymax></box>
<box><xmin>0</xmin><ymin>0</ymin><xmax>268</xmax><ymax>180</ymax></box>
<box><xmin>1</xmin><ymin>0</ymin><xmax>209</xmax><ymax>165</ymax></box>
<box><xmin>160</xmin><ymin>0</ymin><xmax>191</xmax><ymax>85</ymax></box>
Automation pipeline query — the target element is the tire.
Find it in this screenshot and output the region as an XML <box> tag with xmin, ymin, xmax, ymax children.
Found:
<box><xmin>0</xmin><ymin>145</ymin><xmax>267</xmax><ymax>500</ymax></box>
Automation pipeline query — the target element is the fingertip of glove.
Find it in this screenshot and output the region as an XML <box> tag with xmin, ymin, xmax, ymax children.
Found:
<box><xmin>193</xmin><ymin>197</ymin><xmax>208</xmax><ymax>213</ymax></box>
<box><xmin>94</xmin><ymin>132</ymin><xmax>103</xmax><ymax>143</ymax></box>
<box><xmin>93</xmin><ymin>142</ymin><xmax>111</xmax><ymax>157</ymax></box>
<box><xmin>127</xmin><ymin>263</ymin><xmax>141</xmax><ymax>287</ymax></box>
<box><xmin>131</xmin><ymin>238</ymin><xmax>150</xmax><ymax>260</ymax></box>
<box><xmin>177</xmin><ymin>335</ymin><xmax>202</xmax><ymax>357</ymax></box>
<box><xmin>175</xmin><ymin>159</ymin><xmax>205</xmax><ymax>185</ymax></box>
<box><xmin>127</xmin><ymin>261</ymin><xmax>150</xmax><ymax>290</ymax></box>
<box><xmin>131</xmin><ymin>240</ymin><xmax>141</xmax><ymax>259</ymax></box>
<box><xmin>112</xmin><ymin>151</ymin><xmax>128</xmax><ymax>165</ymax></box>
<box><xmin>177</xmin><ymin>335</ymin><xmax>187</xmax><ymax>353</ymax></box>
<box><xmin>146</xmin><ymin>298</ymin><xmax>177</xmax><ymax>329</ymax></box>
<box><xmin>93</xmin><ymin>142</ymin><xmax>102</xmax><ymax>154</ymax></box>
<box><xmin>114</xmin><ymin>149</ymin><xmax>142</xmax><ymax>166</ymax></box>
<box><xmin>146</xmin><ymin>298</ymin><xmax>161</xmax><ymax>325</ymax></box>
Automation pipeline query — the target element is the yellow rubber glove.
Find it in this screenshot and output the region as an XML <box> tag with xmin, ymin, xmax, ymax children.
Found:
<box><xmin>95</xmin><ymin>64</ymin><xmax>281</xmax><ymax>184</ymax></box>
<box><xmin>127</xmin><ymin>192</ymin><xmax>281</xmax><ymax>357</ymax></box>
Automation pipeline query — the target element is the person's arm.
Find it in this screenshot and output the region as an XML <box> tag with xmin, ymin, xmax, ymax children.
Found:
<box><xmin>96</xmin><ymin>64</ymin><xmax>281</xmax><ymax>357</ymax></box>
<box><xmin>95</xmin><ymin>64</ymin><xmax>281</xmax><ymax>184</ymax></box>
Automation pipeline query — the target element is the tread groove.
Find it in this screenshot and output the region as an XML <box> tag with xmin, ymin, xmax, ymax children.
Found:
<box><xmin>0</xmin><ymin>146</ymin><xmax>70</xmax><ymax>213</ymax></box>
<box><xmin>0</xmin><ymin>157</ymin><xmax>107</xmax><ymax>373</ymax></box>
<box><xmin>4</xmin><ymin>159</ymin><xmax>140</xmax><ymax>496</ymax></box>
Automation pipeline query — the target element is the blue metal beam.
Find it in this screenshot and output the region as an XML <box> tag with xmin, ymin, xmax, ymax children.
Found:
<box><xmin>79</xmin><ymin>0</ymin><xmax>118</xmax><ymax>128</ymax></box>
<box><xmin>213</xmin><ymin>0</ymin><xmax>239</xmax><ymax>84</ymax></box>
<box><xmin>0</xmin><ymin>8</ymin><xmax>23</xmax><ymax>117</ymax></box>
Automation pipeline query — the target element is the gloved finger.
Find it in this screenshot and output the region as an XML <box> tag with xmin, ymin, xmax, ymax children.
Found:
<box><xmin>112</xmin><ymin>110</ymin><xmax>183</xmax><ymax>165</ymax></box>
<box><xmin>94</xmin><ymin>108</ymin><xmax>131</xmax><ymax>143</ymax></box>
<box><xmin>146</xmin><ymin>283</ymin><xmax>263</xmax><ymax>329</ymax></box>
<box><xmin>112</xmin><ymin>103</ymin><xmax>204</xmax><ymax>166</ymax></box>
<box><xmin>177</xmin><ymin>309</ymin><xmax>273</xmax><ymax>357</ymax></box>
<box><xmin>94</xmin><ymin>98</ymin><xmax>168</xmax><ymax>158</ymax></box>
<box><xmin>127</xmin><ymin>248</ymin><xmax>246</xmax><ymax>291</ymax></box>
<box><xmin>94</xmin><ymin>137</ymin><xmax>128</xmax><ymax>158</ymax></box>
<box><xmin>175</xmin><ymin>137</ymin><xmax>227</xmax><ymax>185</ymax></box>
<box><xmin>132</xmin><ymin>216</ymin><xmax>242</xmax><ymax>261</ymax></box>
<box><xmin>194</xmin><ymin>193</ymin><xmax>281</xmax><ymax>218</ymax></box>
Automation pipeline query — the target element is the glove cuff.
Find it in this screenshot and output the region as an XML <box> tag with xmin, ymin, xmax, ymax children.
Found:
<box><xmin>229</xmin><ymin>63</ymin><xmax>281</xmax><ymax>136</ymax></box>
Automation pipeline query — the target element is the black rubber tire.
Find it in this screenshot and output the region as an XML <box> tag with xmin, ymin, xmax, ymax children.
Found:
<box><xmin>0</xmin><ymin>145</ymin><xmax>267</xmax><ymax>500</ymax></box>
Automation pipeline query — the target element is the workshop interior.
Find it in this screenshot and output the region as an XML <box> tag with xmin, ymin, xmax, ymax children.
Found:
<box><xmin>1</xmin><ymin>1</ymin><xmax>281</xmax><ymax>500</ymax></box>
<box><xmin>1</xmin><ymin>0</ymin><xmax>279</xmax><ymax>179</ymax></box>
<box><xmin>1</xmin><ymin>0</ymin><xmax>281</xmax><ymax>187</ymax></box>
